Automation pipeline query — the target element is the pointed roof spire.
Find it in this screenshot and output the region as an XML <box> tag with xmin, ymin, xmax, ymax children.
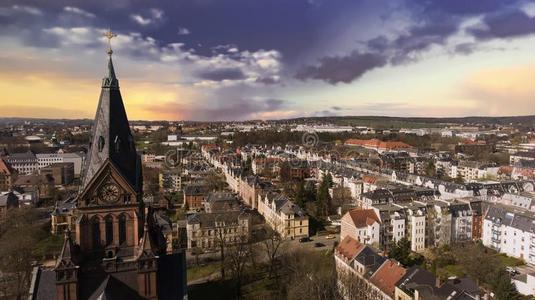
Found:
<box><xmin>55</xmin><ymin>230</ymin><xmax>77</xmax><ymax>269</ymax></box>
<box><xmin>102</xmin><ymin>29</ymin><xmax>119</xmax><ymax>89</ymax></box>
<box><xmin>136</xmin><ymin>218</ymin><xmax>156</xmax><ymax>259</ymax></box>
<box><xmin>79</xmin><ymin>28</ymin><xmax>141</xmax><ymax>195</ymax></box>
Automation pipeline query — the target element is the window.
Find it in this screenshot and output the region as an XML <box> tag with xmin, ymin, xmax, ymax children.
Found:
<box><xmin>98</xmin><ymin>136</ymin><xmax>105</xmax><ymax>152</ymax></box>
<box><xmin>114</xmin><ymin>135</ymin><xmax>121</xmax><ymax>153</ymax></box>
<box><xmin>119</xmin><ymin>214</ymin><xmax>127</xmax><ymax>244</ymax></box>
<box><xmin>105</xmin><ymin>216</ymin><xmax>114</xmax><ymax>245</ymax></box>
<box><xmin>91</xmin><ymin>217</ymin><xmax>101</xmax><ymax>248</ymax></box>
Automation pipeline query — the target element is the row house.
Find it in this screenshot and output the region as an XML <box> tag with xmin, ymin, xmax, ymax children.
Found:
<box><xmin>159</xmin><ymin>169</ymin><xmax>184</xmax><ymax>193</ymax></box>
<box><xmin>238</xmin><ymin>175</ymin><xmax>272</xmax><ymax>209</ymax></box>
<box><xmin>448</xmin><ymin>200</ymin><xmax>473</xmax><ymax>242</ymax></box>
<box><xmin>183</xmin><ymin>183</ymin><xmax>209</xmax><ymax>210</ymax></box>
<box><xmin>257</xmin><ymin>192</ymin><xmax>309</xmax><ymax>239</ymax></box>
<box><xmin>251</xmin><ymin>156</ymin><xmax>279</xmax><ymax>175</ymax></box>
<box><xmin>335</xmin><ymin>236</ymin><xmax>405</xmax><ymax>300</ymax></box>
<box><xmin>0</xmin><ymin>158</ymin><xmax>16</xmax><ymax>192</ymax></box>
<box><xmin>186</xmin><ymin>211</ymin><xmax>250</xmax><ymax>251</ymax></box>
<box><xmin>482</xmin><ymin>204</ymin><xmax>535</xmax><ymax>265</ymax></box>
<box><xmin>402</xmin><ymin>202</ymin><xmax>427</xmax><ymax>252</ymax></box>
<box><xmin>340</xmin><ymin>208</ymin><xmax>381</xmax><ymax>245</ymax></box>
<box><xmin>372</xmin><ymin>204</ymin><xmax>406</xmax><ymax>249</ymax></box>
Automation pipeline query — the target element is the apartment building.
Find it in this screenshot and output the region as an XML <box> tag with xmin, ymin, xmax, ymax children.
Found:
<box><xmin>257</xmin><ymin>192</ymin><xmax>308</xmax><ymax>239</ymax></box>
<box><xmin>186</xmin><ymin>211</ymin><xmax>250</xmax><ymax>251</ymax></box>
<box><xmin>482</xmin><ymin>204</ymin><xmax>535</xmax><ymax>265</ymax></box>
<box><xmin>340</xmin><ymin>208</ymin><xmax>381</xmax><ymax>245</ymax></box>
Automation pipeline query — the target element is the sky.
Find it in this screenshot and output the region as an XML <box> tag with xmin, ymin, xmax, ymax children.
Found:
<box><xmin>2</xmin><ymin>0</ymin><xmax>535</xmax><ymax>121</ymax></box>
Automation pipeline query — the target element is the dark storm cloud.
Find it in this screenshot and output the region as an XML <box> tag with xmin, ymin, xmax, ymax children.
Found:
<box><xmin>469</xmin><ymin>9</ymin><xmax>535</xmax><ymax>40</ymax></box>
<box><xmin>295</xmin><ymin>51</ymin><xmax>388</xmax><ymax>84</ymax></box>
<box><xmin>148</xmin><ymin>97</ymin><xmax>288</xmax><ymax>121</ymax></box>
<box><xmin>295</xmin><ymin>0</ymin><xmax>527</xmax><ymax>84</ymax></box>
<box><xmin>197</xmin><ymin>68</ymin><xmax>246</xmax><ymax>81</ymax></box>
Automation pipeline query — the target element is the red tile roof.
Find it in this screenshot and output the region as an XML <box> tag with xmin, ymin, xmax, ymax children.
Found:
<box><xmin>336</xmin><ymin>236</ymin><xmax>365</xmax><ymax>261</ymax></box>
<box><xmin>345</xmin><ymin>138</ymin><xmax>412</xmax><ymax>150</ymax></box>
<box><xmin>346</xmin><ymin>208</ymin><xmax>380</xmax><ymax>228</ymax></box>
<box><xmin>0</xmin><ymin>159</ymin><xmax>15</xmax><ymax>175</ymax></box>
<box><xmin>369</xmin><ymin>259</ymin><xmax>407</xmax><ymax>297</ymax></box>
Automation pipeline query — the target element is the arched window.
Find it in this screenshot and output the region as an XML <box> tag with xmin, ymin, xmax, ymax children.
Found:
<box><xmin>98</xmin><ymin>136</ymin><xmax>105</xmax><ymax>152</ymax></box>
<box><xmin>91</xmin><ymin>217</ymin><xmax>101</xmax><ymax>249</ymax></box>
<box><xmin>105</xmin><ymin>215</ymin><xmax>114</xmax><ymax>245</ymax></box>
<box><xmin>119</xmin><ymin>214</ymin><xmax>127</xmax><ymax>245</ymax></box>
<box><xmin>114</xmin><ymin>135</ymin><xmax>121</xmax><ymax>153</ymax></box>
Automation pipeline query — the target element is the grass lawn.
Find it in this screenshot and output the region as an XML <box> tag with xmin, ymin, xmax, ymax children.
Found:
<box><xmin>439</xmin><ymin>264</ymin><xmax>466</xmax><ymax>278</ymax></box>
<box><xmin>495</xmin><ymin>253</ymin><xmax>525</xmax><ymax>267</ymax></box>
<box><xmin>187</xmin><ymin>263</ymin><xmax>221</xmax><ymax>282</ymax></box>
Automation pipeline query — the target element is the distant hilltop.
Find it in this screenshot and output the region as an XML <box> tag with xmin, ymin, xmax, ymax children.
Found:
<box><xmin>2</xmin><ymin>115</ymin><xmax>535</xmax><ymax>127</ymax></box>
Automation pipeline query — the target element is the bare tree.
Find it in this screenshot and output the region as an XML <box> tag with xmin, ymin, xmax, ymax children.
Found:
<box><xmin>0</xmin><ymin>207</ymin><xmax>42</xmax><ymax>299</ymax></box>
<box><xmin>262</xmin><ymin>226</ymin><xmax>285</xmax><ymax>279</ymax></box>
<box><xmin>225</xmin><ymin>234</ymin><xmax>252</xmax><ymax>297</ymax></box>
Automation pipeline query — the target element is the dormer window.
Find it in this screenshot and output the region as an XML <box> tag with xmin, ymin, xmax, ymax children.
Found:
<box><xmin>98</xmin><ymin>136</ymin><xmax>105</xmax><ymax>152</ymax></box>
<box><xmin>114</xmin><ymin>135</ymin><xmax>121</xmax><ymax>153</ymax></box>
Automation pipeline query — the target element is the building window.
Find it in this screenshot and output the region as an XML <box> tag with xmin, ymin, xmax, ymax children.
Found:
<box><xmin>105</xmin><ymin>215</ymin><xmax>114</xmax><ymax>245</ymax></box>
<box><xmin>114</xmin><ymin>135</ymin><xmax>121</xmax><ymax>153</ymax></box>
<box><xmin>91</xmin><ymin>217</ymin><xmax>101</xmax><ymax>248</ymax></box>
<box><xmin>119</xmin><ymin>214</ymin><xmax>127</xmax><ymax>244</ymax></box>
<box><xmin>98</xmin><ymin>136</ymin><xmax>105</xmax><ymax>152</ymax></box>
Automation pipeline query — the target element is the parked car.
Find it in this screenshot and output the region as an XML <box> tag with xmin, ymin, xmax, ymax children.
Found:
<box><xmin>299</xmin><ymin>237</ymin><xmax>311</xmax><ymax>243</ymax></box>
<box><xmin>325</xmin><ymin>235</ymin><xmax>336</xmax><ymax>240</ymax></box>
<box><xmin>314</xmin><ymin>242</ymin><xmax>325</xmax><ymax>248</ymax></box>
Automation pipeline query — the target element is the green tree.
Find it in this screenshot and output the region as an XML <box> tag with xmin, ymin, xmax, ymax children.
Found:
<box><xmin>388</xmin><ymin>237</ymin><xmax>423</xmax><ymax>267</ymax></box>
<box><xmin>492</xmin><ymin>271</ymin><xmax>521</xmax><ymax>300</ymax></box>
<box><xmin>316</xmin><ymin>174</ymin><xmax>332</xmax><ymax>217</ymax></box>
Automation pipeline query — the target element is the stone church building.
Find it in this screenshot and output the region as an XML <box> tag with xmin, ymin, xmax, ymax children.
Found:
<box><xmin>29</xmin><ymin>32</ymin><xmax>187</xmax><ymax>300</ymax></box>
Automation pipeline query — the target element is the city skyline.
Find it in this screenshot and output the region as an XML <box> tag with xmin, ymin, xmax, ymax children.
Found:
<box><xmin>2</xmin><ymin>0</ymin><xmax>535</xmax><ymax>121</ymax></box>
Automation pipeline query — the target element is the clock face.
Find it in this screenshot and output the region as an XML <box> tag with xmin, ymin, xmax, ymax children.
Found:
<box><xmin>99</xmin><ymin>183</ymin><xmax>120</xmax><ymax>204</ymax></box>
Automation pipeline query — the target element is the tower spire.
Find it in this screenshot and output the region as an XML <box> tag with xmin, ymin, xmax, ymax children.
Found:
<box><xmin>102</xmin><ymin>29</ymin><xmax>119</xmax><ymax>89</ymax></box>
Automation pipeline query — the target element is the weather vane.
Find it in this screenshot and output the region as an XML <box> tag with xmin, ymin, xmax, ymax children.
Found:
<box><xmin>103</xmin><ymin>29</ymin><xmax>117</xmax><ymax>56</ymax></box>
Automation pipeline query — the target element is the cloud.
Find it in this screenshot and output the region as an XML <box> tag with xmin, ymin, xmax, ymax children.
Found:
<box><xmin>178</xmin><ymin>27</ymin><xmax>190</xmax><ymax>35</ymax></box>
<box><xmin>130</xmin><ymin>14</ymin><xmax>152</xmax><ymax>26</ymax></box>
<box><xmin>130</xmin><ymin>8</ymin><xmax>164</xmax><ymax>26</ymax></box>
<box><xmin>147</xmin><ymin>98</ymin><xmax>290</xmax><ymax>121</ymax></box>
<box><xmin>197</xmin><ymin>67</ymin><xmax>246</xmax><ymax>81</ymax></box>
<box><xmin>469</xmin><ymin>9</ymin><xmax>535</xmax><ymax>40</ymax></box>
<box><xmin>0</xmin><ymin>5</ymin><xmax>42</xmax><ymax>16</ymax></box>
<box><xmin>11</xmin><ymin>5</ymin><xmax>42</xmax><ymax>15</ymax></box>
<box><xmin>295</xmin><ymin>51</ymin><xmax>388</xmax><ymax>84</ymax></box>
<box><xmin>63</xmin><ymin>6</ymin><xmax>95</xmax><ymax>18</ymax></box>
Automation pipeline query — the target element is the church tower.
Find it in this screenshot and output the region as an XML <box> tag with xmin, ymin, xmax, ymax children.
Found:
<box><xmin>75</xmin><ymin>30</ymin><xmax>142</xmax><ymax>258</ymax></box>
<box><xmin>32</xmin><ymin>29</ymin><xmax>186</xmax><ymax>300</ymax></box>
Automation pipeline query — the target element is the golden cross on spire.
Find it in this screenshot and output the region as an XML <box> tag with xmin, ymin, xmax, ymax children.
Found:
<box><xmin>103</xmin><ymin>29</ymin><xmax>117</xmax><ymax>56</ymax></box>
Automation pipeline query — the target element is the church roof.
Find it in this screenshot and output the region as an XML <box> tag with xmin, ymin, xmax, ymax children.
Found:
<box><xmin>88</xmin><ymin>275</ymin><xmax>144</xmax><ymax>300</ymax></box>
<box><xmin>80</xmin><ymin>51</ymin><xmax>141</xmax><ymax>194</ymax></box>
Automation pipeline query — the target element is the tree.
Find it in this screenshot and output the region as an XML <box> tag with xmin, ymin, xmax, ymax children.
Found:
<box><xmin>425</xmin><ymin>160</ymin><xmax>436</xmax><ymax>177</ymax></box>
<box><xmin>206</xmin><ymin>170</ymin><xmax>226</xmax><ymax>191</ymax></box>
<box><xmin>261</xmin><ymin>227</ymin><xmax>285</xmax><ymax>279</ymax></box>
<box><xmin>281</xmin><ymin>248</ymin><xmax>338</xmax><ymax>300</ymax></box>
<box><xmin>492</xmin><ymin>271</ymin><xmax>521</xmax><ymax>300</ymax></box>
<box><xmin>454</xmin><ymin>173</ymin><xmax>465</xmax><ymax>184</ymax></box>
<box><xmin>0</xmin><ymin>207</ymin><xmax>43</xmax><ymax>299</ymax></box>
<box><xmin>316</xmin><ymin>174</ymin><xmax>333</xmax><ymax>218</ymax></box>
<box><xmin>388</xmin><ymin>237</ymin><xmax>423</xmax><ymax>267</ymax></box>
<box><xmin>225</xmin><ymin>234</ymin><xmax>252</xmax><ymax>296</ymax></box>
<box><xmin>294</xmin><ymin>180</ymin><xmax>307</xmax><ymax>208</ymax></box>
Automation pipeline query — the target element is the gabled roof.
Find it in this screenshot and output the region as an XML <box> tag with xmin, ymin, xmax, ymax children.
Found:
<box><xmin>336</xmin><ymin>236</ymin><xmax>365</xmax><ymax>261</ymax></box>
<box><xmin>0</xmin><ymin>158</ymin><xmax>15</xmax><ymax>175</ymax></box>
<box><xmin>345</xmin><ymin>208</ymin><xmax>381</xmax><ymax>228</ymax></box>
<box><xmin>88</xmin><ymin>275</ymin><xmax>144</xmax><ymax>300</ymax></box>
<box><xmin>369</xmin><ymin>259</ymin><xmax>406</xmax><ymax>297</ymax></box>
